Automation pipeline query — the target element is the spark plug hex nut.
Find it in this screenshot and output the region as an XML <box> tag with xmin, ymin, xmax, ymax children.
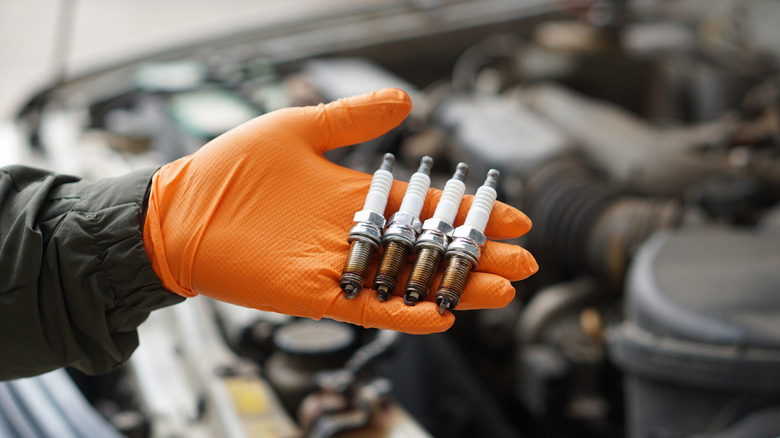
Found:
<box><xmin>347</xmin><ymin>210</ymin><xmax>386</xmax><ymax>248</ymax></box>
<box><xmin>347</xmin><ymin>222</ymin><xmax>382</xmax><ymax>249</ymax></box>
<box><xmin>446</xmin><ymin>229</ymin><xmax>484</xmax><ymax>266</ymax></box>
<box><xmin>452</xmin><ymin>224</ymin><xmax>487</xmax><ymax>245</ymax></box>
<box><xmin>421</xmin><ymin>217</ymin><xmax>455</xmax><ymax>239</ymax></box>
<box><xmin>384</xmin><ymin>211</ymin><xmax>423</xmax><ymax>246</ymax></box>
<box><xmin>353</xmin><ymin>210</ymin><xmax>386</xmax><ymax>228</ymax></box>
<box><xmin>414</xmin><ymin>229</ymin><xmax>448</xmax><ymax>251</ymax></box>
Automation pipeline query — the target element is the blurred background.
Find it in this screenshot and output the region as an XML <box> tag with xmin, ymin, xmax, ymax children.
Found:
<box><xmin>2</xmin><ymin>1</ymin><xmax>780</xmax><ymax>437</ymax></box>
<box><xmin>0</xmin><ymin>0</ymin><xmax>378</xmax><ymax>118</ymax></box>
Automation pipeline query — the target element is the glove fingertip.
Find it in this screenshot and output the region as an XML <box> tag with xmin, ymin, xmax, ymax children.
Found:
<box><xmin>369</xmin><ymin>88</ymin><xmax>412</xmax><ymax>116</ymax></box>
<box><xmin>322</xmin><ymin>88</ymin><xmax>412</xmax><ymax>152</ymax></box>
<box><xmin>502</xmin><ymin>244</ymin><xmax>540</xmax><ymax>281</ymax></box>
<box><xmin>457</xmin><ymin>274</ymin><xmax>515</xmax><ymax>310</ymax></box>
<box><xmin>485</xmin><ymin>201</ymin><xmax>532</xmax><ymax>239</ymax></box>
<box><xmin>522</xmin><ymin>249</ymin><xmax>540</xmax><ymax>279</ymax></box>
<box><xmin>482</xmin><ymin>276</ymin><xmax>516</xmax><ymax>309</ymax></box>
<box><xmin>478</xmin><ymin>241</ymin><xmax>538</xmax><ymax>281</ymax></box>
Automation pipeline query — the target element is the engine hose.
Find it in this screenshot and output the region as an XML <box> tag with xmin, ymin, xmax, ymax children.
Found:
<box><xmin>524</xmin><ymin>154</ymin><xmax>685</xmax><ymax>286</ymax></box>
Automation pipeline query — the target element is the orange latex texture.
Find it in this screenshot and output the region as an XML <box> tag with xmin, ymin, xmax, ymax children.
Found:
<box><xmin>143</xmin><ymin>89</ymin><xmax>537</xmax><ymax>334</ymax></box>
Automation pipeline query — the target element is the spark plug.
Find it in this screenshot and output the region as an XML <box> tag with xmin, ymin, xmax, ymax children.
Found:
<box><xmin>340</xmin><ymin>153</ymin><xmax>395</xmax><ymax>299</ymax></box>
<box><xmin>435</xmin><ymin>169</ymin><xmax>499</xmax><ymax>315</ymax></box>
<box><xmin>373</xmin><ymin>156</ymin><xmax>433</xmax><ymax>301</ymax></box>
<box><xmin>404</xmin><ymin>163</ymin><xmax>468</xmax><ymax>305</ymax></box>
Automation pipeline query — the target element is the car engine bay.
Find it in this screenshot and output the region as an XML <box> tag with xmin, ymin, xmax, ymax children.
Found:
<box><xmin>2</xmin><ymin>1</ymin><xmax>780</xmax><ymax>437</ymax></box>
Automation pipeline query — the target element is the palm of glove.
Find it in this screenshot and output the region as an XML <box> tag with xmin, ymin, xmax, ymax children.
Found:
<box><xmin>143</xmin><ymin>89</ymin><xmax>537</xmax><ymax>334</ymax></box>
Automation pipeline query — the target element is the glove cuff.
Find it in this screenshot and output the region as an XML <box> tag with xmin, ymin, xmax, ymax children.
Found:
<box><xmin>143</xmin><ymin>164</ymin><xmax>198</xmax><ymax>298</ymax></box>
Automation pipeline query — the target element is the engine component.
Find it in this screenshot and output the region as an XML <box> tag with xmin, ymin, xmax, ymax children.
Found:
<box><xmin>297</xmin><ymin>330</ymin><xmax>410</xmax><ymax>437</ymax></box>
<box><xmin>435</xmin><ymin>93</ymin><xmax>569</xmax><ymax>183</ymax></box>
<box><xmin>405</xmin><ymin>162</ymin><xmax>469</xmax><ymax>305</ymax></box>
<box><xmin>340</xmin><ymin>153</ymin><xmax>395</xmax><ymax>299</ymax></box>
<box><xmin>686</xmin><ymin>173</ymin><xmax>766</xmax><ymax>225</ymax></box>
<box><xmin>436</xmin><ymin>169</ymin><xmax>499</xmax><ymax>314</ymax></box>
<box><xmin>518</xmin><ymin>278</ymin><xmax>602</xmax><ymax>344</ymax></box>
<box><xmin>298</xmin><ymin>377</ymin><xmax>394</xmax><ymax>438</ymax></box>
<box><xmin>314</xmin><ymin>330</ymin><xmax>400</xmax><ymax>395</ymax></box>
<box><xmin>374</xmin><ymin>156</ymin><xmax>433</xmax><ymax>301</ymax></box>
<box><xmin>518</xmin><ymin>83</ymin><xmax>731</xmax><ymax>197</ymax></box>
<box><xmin>608</xmin><ymin>227</ymin><xmax>780</xmax><ymax>438</ymax></box>
<box><xmin>265</xmin><ymin>320</ymin><xmax>356</xmax><ymax>414</ymax></box>
<box><xmin>524</xmin><ymin>154</ymin><xmax>686</xmax><ymax>286</ymax></box>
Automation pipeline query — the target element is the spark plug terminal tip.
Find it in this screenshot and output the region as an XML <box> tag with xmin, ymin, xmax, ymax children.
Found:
<box><xmin>485</xmin><ymin>169</ymin><xmax>500</xmax><ymax>189</ymax></box>
<box><xmin>453</xmin><ymin>162</ymin><xmax>469</xmax><ymax>181</ymax></box>
<box><xmin>418</xmin><ymin>156</ymin><xmax>434</xmax><ymax>175</ymax></box>
<box><xmin>380</xmin><ymin>153</ymin><xmax>395</xmax><ymax>171</ymax></box>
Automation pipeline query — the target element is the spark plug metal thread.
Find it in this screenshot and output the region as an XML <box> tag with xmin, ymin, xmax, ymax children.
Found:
<box><xmin>435</xmin><ymin>256</ymin><xmax>472</xmax><ymax>309</ymax></box>
<box><xmin>374</xmin><ymin>156</ymin><xmax>433</xmax><ymax>301</ymax></box>
<box><xmin>404</xmin><ymin>247</ymin><xmax>440</xmax><ymax>304</ymax></box>
<box><xmin>340</xmin><ymin>153</ymin><xmax>395</xmax><ymax>299</ymax></box>
<box><xmin>404</xmin><ymin>163</ymin><xmax>468</xmax><ymax>305</ymax></box>
<box><xmin>436</xmin><ymin>169</ymin><xmax>499</xmax><ymax>315</ymax></box>
<box><xmin>340</xmin><ymin>241</ymin><xmax>374</xmax><ymax>297</ymax></box>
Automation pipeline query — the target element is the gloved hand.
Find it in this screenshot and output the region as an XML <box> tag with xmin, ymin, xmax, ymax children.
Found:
<box><xmin>143</xmin><ymin>88</ymin><xmax>537</xmax><ymax>334</ymax></box>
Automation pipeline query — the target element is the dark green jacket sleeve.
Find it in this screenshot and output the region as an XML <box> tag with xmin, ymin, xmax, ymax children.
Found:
<box><xmin>0</xmin><ymin>165</ymin><xmax>184</xmax><ymax>380</ymax></box>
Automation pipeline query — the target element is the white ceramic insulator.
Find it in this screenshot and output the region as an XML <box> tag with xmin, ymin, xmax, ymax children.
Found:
<box><xmin>398</xmin><ymin>172</ymin><xmax>431</xmax><ymax>216</ymax></box>
<box><xmin>433</xmin><ymin>178</ymin><xmax>466</xmax><ymax>224</ymax></box>
<box><xmin>464</xmin><ymin>185</ymin><xmax>497</xmax><ymax>231</ymax></box>
<box><xmin>362</xmin><ymin>169</ymin><xmax>393</xmax><ymax>214</ymax></box>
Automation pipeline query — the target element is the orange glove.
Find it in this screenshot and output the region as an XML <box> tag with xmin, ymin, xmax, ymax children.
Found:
<box><xmin>143</xmin><ymin>88</ymin><xmax>537</xmax><ymax>334</ymax></box>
